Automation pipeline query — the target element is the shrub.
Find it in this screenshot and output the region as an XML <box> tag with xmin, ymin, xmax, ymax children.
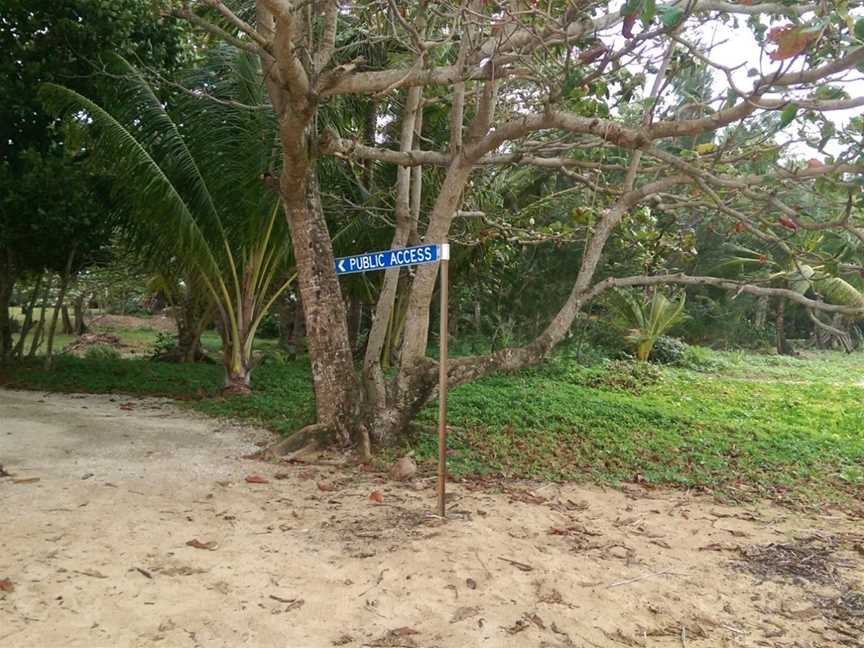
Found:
<box><xmin>85</xmin><ymin>344</ymin><xmax>121</xmax><ymax>361</ymax></box>
<box><xmin>649</xmin><ymin>336</ymin><xmax>687</xmax><ymax>365</ymax></box>
<box><xmin>585</xmin><ymin>359</ymin><xmax>662</xmax><ymax>394</ymax></box>
<box><xmin>256</xmin><ymin>312</ymin><xmax>280</xmax><ymax>339</ymax></box>
<box><xmin>259</xmin><ymin>349</ymin><xmax>292</xmax><ymax>366</ymax></box>
<box><xmin>677</xmin><ymin>345</ymin><xmax>732</xmax><ymax>372</ymax></box>
<box><xmin>150</xmin><ymin>331</ymin><xmax>178</xmax><ymax>361</ymax></box>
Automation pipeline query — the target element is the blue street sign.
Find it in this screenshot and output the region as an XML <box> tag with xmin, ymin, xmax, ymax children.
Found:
<box><xmin>335</xmin><ymin>244</ymin><xmax>440</xmax><ymax>275</ymax></box>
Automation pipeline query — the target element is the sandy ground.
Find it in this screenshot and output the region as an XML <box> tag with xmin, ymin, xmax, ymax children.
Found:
<box><xmin>1</xmin><ymin>388</ymin><xmax>863</xmax><ymax>648</ymax></box>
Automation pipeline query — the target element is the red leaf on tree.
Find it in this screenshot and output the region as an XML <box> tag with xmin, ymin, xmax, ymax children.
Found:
<box><xmin>244</xmin><ymin>474</ymin><xmax>269</xmax><ymax>484</ymax></box>
<box><xmin>767</xmin><ymin>25</ymin><xmax>818</xmax><ymax>61</ymax></box>
<box><xmin>778</xmin><ymin>217</ymin><xmax>799</xmax><ymax>232</ymax></box>
<box><xmin>369</xmin><ymin>490</ymin><xmax>385</xmax><ymax>503</ymax></box>
<box><xmin>622</xmin><ymin>13</ymin><xmax>637</xmax><ymax>39</ymax></box>
<box><xmin>807</xmin><ymin>158</ymin><xmax>824</xmax><ymax>169</ymax></box>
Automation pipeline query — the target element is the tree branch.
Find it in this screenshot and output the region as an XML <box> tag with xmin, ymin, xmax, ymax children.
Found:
<box><xmin>584</xmin><ymin>274</ymin><xmax>864</xmax><ymax>315</ymax></box>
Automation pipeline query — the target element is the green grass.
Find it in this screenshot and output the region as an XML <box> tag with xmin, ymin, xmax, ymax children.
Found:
<box><xmin>409</xmin><ymin>353</ymin><xmax>864</xmax><ymax>506</ymax></box>
<box><xmin>2</xmin><ymin>341</ymin><xmax>863</xmax><ymax>507</ymax></box>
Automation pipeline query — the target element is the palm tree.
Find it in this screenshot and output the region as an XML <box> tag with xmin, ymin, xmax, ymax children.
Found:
<box><xmin>608</xmin><ymin>290</ymin><xmax>687</xmax><ymax>361</ymax></box>
<box><xmin>42</xmin><ymin>51</ymin><xmax>293</xmax><ymax>392</ymax></box>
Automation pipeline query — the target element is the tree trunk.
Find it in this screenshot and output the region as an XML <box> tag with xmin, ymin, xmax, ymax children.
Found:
<box><xmin>28</xmin><ymin>276</ymin><xmax>52</xmax><ymax>358</ymax></box>
<box><xmin>45</xmin><ymin>247</ymin><xmax>77</xmax><ymax>370</ymax></box>
<box><xmin>754</xmin><ymin>295</ymin><xmax>769</xmax><ymax>329</ymax></box>
<box><xmin>14</xmin><ymin>274</ymin><xmax>43</xmax><ymax>360</ymax></box>
<box><xmin>174</xmin><ymin>293</ymin><xmax>208</xmax><ymax>363</ymax></box>
<box><xmin>775</xmin><ymin>297</ymin><xmax>794</xmax><ymax>356</ymax></box>
<box><xmin>282</xmin><ymin>168</ymin><xmax>362</xmax><ymax>445</ymax></box>
<box><xmin>61</xmin><ymin>305</ymin><xmax>74</xmax><ymax>335</ymax></box>
<box><xmin>73</xmin><ymin>293</ymin><xmax>88</xmax><ymax>335</ymax></box>
<box><xmin>0</xmin><ymin>249</ymin><xmax>17</xmax><ymax>364</ymax></box>
<box><xmin>223</xmin><ymin>361</ymin><xmax>252</xmax><ymax>395</ymax></box>
<box><xmin>276</xmin><ymin>290</ymin><xmax>296</xmax><ymax>352</ymax></box>
<box><xmin>346</xmin><ymin>293</ymin><xmax>363</xmax><ymax>355</ymax></box>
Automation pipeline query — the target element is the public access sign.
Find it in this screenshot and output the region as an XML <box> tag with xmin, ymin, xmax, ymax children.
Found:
<box><xmin>334</xmin><ymin>244</ymin><xmax>440</xmax><ymax>275</ymax></box>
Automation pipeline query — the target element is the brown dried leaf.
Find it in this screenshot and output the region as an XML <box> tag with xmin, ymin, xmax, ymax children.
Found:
<box><xmin>0</xmin><ymin>578</ymin><xmax>14</xmax><ymax>593</ymax></box>
<box><xmin>186</xmin><ymin>539</ymin><xmax>218</xmax><ymax>551</ymax></box>
<box><xmin>317</xmin><ymin>482</ymin><xmax>338</xmax><ymax>492</ymax></box>
<box><xmin>244</xmin><ymin>475</ymin><xmax>269</xmax><ymax>484</ymax></box>
<box><xmin>369</xmin><ymin>490</ymin><xmax>385</xmax><ymax>503</ymax></box>
<box><xmin>768</xmin><ymin>24</ymin><xmax>819</xmax><ymax>61</ymax></box>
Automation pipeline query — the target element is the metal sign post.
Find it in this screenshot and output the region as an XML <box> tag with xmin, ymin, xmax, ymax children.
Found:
<box><xmin>333</xmin><ymin>242</ymin><xmax>450</xmax><ymax>519</ymax></box>
<box><xmin>437</xmin><ymin>244</ymin><xmax>450</xmax><ymax>518</ymax></box>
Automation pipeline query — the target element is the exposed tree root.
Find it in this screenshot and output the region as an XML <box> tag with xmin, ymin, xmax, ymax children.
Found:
<box><xmin>222</xmin><ymin>383</ymin><xmax>252</xmax><ymax>397</ymax></box>
<box><xmin>263</xmin><ymin>423</ymin><xmax>336</xmax><ymax>460</ymax></box>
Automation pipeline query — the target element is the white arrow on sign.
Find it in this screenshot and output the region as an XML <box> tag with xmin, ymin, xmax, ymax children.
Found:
<box><xmin>337</xmin><ymin>259</ymin><xmax>346</xmax><ymax>272</ymax></box>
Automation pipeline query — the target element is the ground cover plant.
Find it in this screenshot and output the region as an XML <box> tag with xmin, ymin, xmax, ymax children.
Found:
<box><xmin>5</xmin><ymin>339</ymin><xmax>862</xmax><ymax>507</ymax></box>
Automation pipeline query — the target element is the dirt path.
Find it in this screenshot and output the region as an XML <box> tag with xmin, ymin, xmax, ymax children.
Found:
<box><xmin>1</xmin><ymin>388</ymin><xmax>862</xmax><ymax>648</ymax></box>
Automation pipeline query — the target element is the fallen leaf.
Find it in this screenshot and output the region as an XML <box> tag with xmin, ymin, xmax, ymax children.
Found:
<box><xmin>466</xmin><ymin>577</ymin><xmax>477</xmax><ymax>590</ymax></box>
<box><xmin>504</xmin><ymin>618</ymin><xmax>530</xmax><ymax>635</ymax></box>
<box><xmin>317</xmin><ymin>481</ymin><xmax>337</xmax><ymax>492</ymax></box>
<box><xmin>390</xmin><ymin>627</ymin><xmax>419</xmax><ymax>636</ymax></box>
<box><xmin>244</xmin><ymin>475</ymin><xmax>269</xmax><ymax>484</ymax></box>
<box><xmin>369</xmin><ymin>490</ymin><xmax>385</xmax><ymax>503</ymax></box>
<box><xmin>13</xmin><ymin>477</ymin><xmax>40</xmax><ymax>484</ymax></box>
<box><xmin>186</xmin><ymin>539</ymin><xmax>218</xmax><ymax>551</ymax></box>
<box><xmin>0</xmin><ymin>578</ymin><xmax>14</xmax><ymax>592</ymax></box>
<box><xmin>526</xmin><ymin>612</ymin><xmax>545</xmax><ymax>629</ymax></box>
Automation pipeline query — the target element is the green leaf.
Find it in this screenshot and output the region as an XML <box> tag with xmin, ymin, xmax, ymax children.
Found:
<box><xmin>779</xmin><ymin>104</ymin><xmax>798</xmax><ymax>129</ymax></box>
<box><xmin>855</xmin><ymin>17</ymin><xmax>864</xmax><ymax>41</ymax></box>
<box><xmin>623</xmin><ymin>0</ymin><xmax>644</xmax><ymax>16</ymax></box>
<box><xmin>658</xmin><ymin>6</ymin><xmax>684</xmax><ymax>28</ymax></box>
<box><xmin>724</xmin><ymin>88</ymin><xmax>738</xmax><ymax>109</ymax></box>
<box><xmin>641</xmin><ymin>0</ymin><xmax>657</xmax><ymax>26</ymax></box>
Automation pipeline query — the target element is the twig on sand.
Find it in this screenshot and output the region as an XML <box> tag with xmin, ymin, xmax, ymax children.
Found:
<box><xmin>499</xmin><ymin>557</ymin><xmax>534</xmax><ymax>572</ymax></box>
<box><xmin>606</xmin><ymin>567</ymin><xmax>677</xmax><ymax>588</ymax></box>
